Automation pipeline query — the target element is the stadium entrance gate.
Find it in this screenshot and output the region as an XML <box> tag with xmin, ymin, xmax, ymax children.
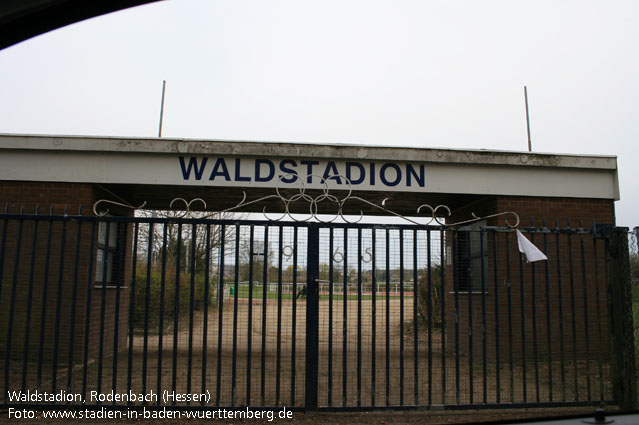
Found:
<box><xmin>0</xmin><ymin>200</ymin><xmax>624</xmax><ymax>413</ymax></box>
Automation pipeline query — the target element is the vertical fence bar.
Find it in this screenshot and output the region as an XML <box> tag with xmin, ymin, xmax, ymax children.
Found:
<box><xmin>426</xmin><ymin>229</ymin><xmax>431</xmax><ymax>406</ymax></box>
<box><xmin>467</xmin><ymin>229</ymin><xmax>474</xmax><ymax>404</ymax></box>
<box><xmin>291</xmin><ymin>226</ymin><xmax>298</xmax><ymax>406</ymax></box>
<box><xmin>480</xmin><ymin>229</ymin><xmax>487</xmax><ymax>404</ymax></box>
<box><xmin>97</xmin><ymin>220</ymin><xmax>110</xmax><ymax>398</ymax></box>
<box><xmin>385</xmin><ymin>228</ymin><xmax>390</xmax><ymax>406</ymax></box>
<box><xmin>399</xmin><ymin>229</ymin><xmax>405</xmax><ymax>406</ymax></box>
<box><xmin>0</xmin><ymin>204</ymin><xmax>8</xmax><ymax>307</ymax></box>
<box><xmin>113</xmin><ymin>223</ymin><xmax>126</xmax><ymax>396</ymax></box>
<box><xmin>21</xmin><ymin>208</ymin><xmax>40</xmax><ymax>393</ymax></box>
<box><xmin>246</xmin><ymin>225</ymin><xmax>255</xmax><ymax>405</ymax></box>
<box><xmin>142</xmin><ymin>222</ymin><xmax>153</xmax><ymax>396</ymax></box>
<box><xmin>51</xmin><ymin>209</ymin><xmax>68</xmax><ymax>394</ymax></box>
<box><xmin>604</xmin><ymin>236</ymin><xmax>613</xmax><ymax>404</ymax></box>
<box><xmin>187</xmin><ymin>224</ymin><xmax>197</xmax><ymax>401</ymax></box>
<box><xmin>555</xmin><ymin>219</ymin><xmax>567</xmax><ymax>401</ymax></box>
<box><xmin>0</xmin><ymin>205</ymin><xmax>8</xmax><ymax>393</ymax></box>
<box><xmin>371</xmin><ymin>228</ymin><xmax>377</xmax><ymax>406</ymax></box>
<box><xmin>171</xmin><ymin>223</ymin><xmax>182</xmax><ymax>404</ymax></box>
<box><xmin>530</xmin><ymin>225</ymin><xmax>540</xmax><ymax>403</ymax></box>
<box><xmin>440</xmin><ymin>228</ymin><xmax>446</xmax><ymax>405</ymax></box>
<box><xmin>203</xmin><ymin>224</ymin><xmax>211</xmax><ymax>403</ymax></box>
<box><xmin>4</xmin><ymin>208</ymin><xmax>24</xmax><ymax>398</ymax></box>
<box><xmin>276</xmin><ymin>226</ymin><xmax>283</xmax><ymax>406</ymax></box>
<box><xmin>452</xmin><ymin>230</ymin><xmax>460</xmax><ymax>405</ymax></box>
<box><xmin>413</xmin><ymin>229</ymin><xmax>420</xmax><ymax>405</ymax></box>
<box><xmin>579</xmin><ymin>221</ymin><xmax>591</xmax><ymax>401</ymax></box>
<box><xmin>112</xmin><ymin>222</ymin><xmax>126</xmax><ymax>400</ymax></box>
<box><xmin>328</xmin><ymin>228</ymin><xmax>334</xmax><ymax>406</ymax></box>
<box><xmin>592</xmin><ymin>234</ymin><xmax>604</xmax><ymax>401</ymax></box>
<box><xmin>305</xmin><ymin>223</ymin><xmax>320</xmax><ymax>412</ymax></box>
<box><xmin>357</xmin><ymin>228</ymin><xmax>362</xmax><ymax>407</ymax></box>
<box><xmin>492</xmin><ymin>230</ymin><xmax>500</xmax><ymax>404</ymax></box>
<box><xmin>37</xmin><ymin>207</ymin><xmax>54</xmax><ymax>391</ymax></box>
<box><xmin>127</xmin><ymin>222</ymin><xmax>139</xmax><ymax>401</ymax></box>
<box><xmin>156</xmin><ymin>224</ymin><xmax>168</xmax><ymax>404</ymax></box>
<box><xmin>342</xmin><ymin>228</ymin><xmax>348</xmax><ymax>407</ymax></box>
<box><xmin>215</xmin><ymin>225</ymin><xmax>224</xmax><ymax>405</ymax></box>
<box><xmin>261</xmin><ymin>226</ymin><xmax>269</xmax><ymax>406</ymax></box>
<box><xmin>567</xmin><ymin>221</ymin><xmax>578</xmax><ymax>400</ymax></box>
<box><xmin>81</xmin><ymin>219</ymin><xmax>97</xmax><ymax>399</ymax></box>
<box><xmin>542</xmin><ymin>219</ymin><xmax>552</xmax><ymax>402</ymax></box>
<box><xmin>505</xmin><ymin>232</ymin><xmax>514</xmax><ymax>402</ymax></box>
<box><xmin>231</xmin><ymin>225</ymin><xmax>240</xmax><ymax>406</ymax></box>
<box><xmin>518</xmin><ymin>235</ymin><xmax>527</xmax><ymax>403</ymax></box>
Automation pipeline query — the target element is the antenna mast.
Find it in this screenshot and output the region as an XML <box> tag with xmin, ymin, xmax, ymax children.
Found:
<box><xmin>524</xmin><ymin>86</ymin><xmax>532</xmax><ymax>152</ymax></box>
<box><xmin>158</xmin><ymin>80</ymin><xmax>166</xmax><ymax>138</ymax></box>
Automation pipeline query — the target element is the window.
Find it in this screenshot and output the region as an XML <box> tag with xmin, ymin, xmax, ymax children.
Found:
<box><xmin>95</xmin><ymin>220</ymin><xmax>123</xmax><ymax>288</ymax></box>
<box><xmin>455</xmin><ymin>220</ymin><xmax>487</xmax><ymax>292</ymax></box>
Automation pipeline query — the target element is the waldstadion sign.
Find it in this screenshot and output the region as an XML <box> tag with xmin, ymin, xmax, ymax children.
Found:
<box><xmin>178</xmin><ymin>156</ymin><xmax>426</xmax><ymax>191</ymax></box>
<box><xmin>0</xmin><ymin>135</ymin><xmax>620</xmax><ymax>201</ymax></box>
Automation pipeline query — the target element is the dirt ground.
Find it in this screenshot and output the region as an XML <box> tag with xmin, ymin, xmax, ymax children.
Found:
<box><xmin>3</xmin><ymin>298</ymin><xmax>612</xmax><ymax>422</ymax></box>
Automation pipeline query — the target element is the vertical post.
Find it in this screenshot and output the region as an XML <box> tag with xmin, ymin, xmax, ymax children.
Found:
<box><xmin>342</xmin><ymin>228</ymin><xmax>348</xmax><ymax>407</ymax></box>
<box><xmin>357</xmin><ymin>229</ymin><xmax>363</xmax><ymax>406</ymax></box>
<box><xmin>158</xmin><ymin>80</ymin><xmax>166</xmax><ymax>137</ymax></box>
<box><xmin>524</xmin><ymin>86</ymin><xmax>532</xmax><ymax>152</ymax></box>
<box><xmin>156</xmin><ymin>224</ymin><xmax>168</xmax><ymax>404</ymax></box>
<box><xmin>328</xmin><ymin>228</ymin><xmax>334</xmax><ymax>406</ymax></box>
<box><xmin>215</xmin><ymin>225</ymin><xmax>224</xmax><ymax>405</ymax></box>
<box><xmin>305</xmin><ymin>223</ymin><xmax>320</xmax><ymax>412</ymax></box>
<box><xmin>291</xmin><ymin>226</ymin><xmax>298</xmax><ymax>406</ymax></box>
<box><xmin>607</xmin><ymin>227</ymin><xmax>637</xmax><ymax>410</ymax></box>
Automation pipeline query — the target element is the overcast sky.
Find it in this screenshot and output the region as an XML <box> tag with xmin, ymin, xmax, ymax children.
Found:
<box><xmin>0</xmin><ymin>0</ymin><xmax>637</xmax><ymax>227</ymax></box>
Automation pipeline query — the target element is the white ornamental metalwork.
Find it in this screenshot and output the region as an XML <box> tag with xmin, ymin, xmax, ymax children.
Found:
<box><xmin>93</xmin><ymin>173</ymin><xmax>519</xmax><ymax>228</ymax></box>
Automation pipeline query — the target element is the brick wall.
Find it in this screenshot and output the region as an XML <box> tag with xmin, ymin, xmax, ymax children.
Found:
<box><xmin>0</xmin><ymin>182</ymin><xmax>132</xmax><ymax>372</ymax></box>
<box><xmin>443</xmin><ymin>195</ymin><xmax>614</xmax><ymax>363</ymax></box>
<box><xmin>0</xmin><ymin>181</ymin><xmax>95</xmax><ymax>213</ymax></box>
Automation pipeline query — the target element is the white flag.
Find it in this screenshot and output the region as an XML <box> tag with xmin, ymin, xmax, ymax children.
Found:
<box><xmin>516</xmin><ymin>230</ymin><xmax>548</xmax><ymax>262</ymax></box>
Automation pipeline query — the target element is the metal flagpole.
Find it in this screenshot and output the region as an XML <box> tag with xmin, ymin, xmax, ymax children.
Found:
<box><xmin>158</xmin><ymin>80</ymin><xmax>166</xmax><ymax>138</ymax></box>
<box><xmin>524</xmin><ymin>86</ymin><xmax>532</xmax><ymax>152</ymax></box>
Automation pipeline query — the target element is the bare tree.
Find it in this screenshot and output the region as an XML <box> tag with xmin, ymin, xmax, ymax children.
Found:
<box><xmin>135</xmin><ymin>209</ymin><xmax>245</xmax><ymax>276</ymax></box>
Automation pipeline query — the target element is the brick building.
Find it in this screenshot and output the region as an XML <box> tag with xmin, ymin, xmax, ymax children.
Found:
<box><xmin>0</xmin><ymin>133</ymin><xmax>619</xmax><ymax>374</ymax></box>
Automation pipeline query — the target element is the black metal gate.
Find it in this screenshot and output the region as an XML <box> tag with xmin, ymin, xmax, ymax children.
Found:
<box><xmin>0</xmin><ymin>208</ymin><xmax>629</xmax><ymax>412</ymax></box>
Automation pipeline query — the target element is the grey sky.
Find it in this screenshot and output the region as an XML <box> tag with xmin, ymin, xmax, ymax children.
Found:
<box><xmin>0</xmin><ymin>0</ymin><xmax>637</xmax><ymax>226</ymax></box>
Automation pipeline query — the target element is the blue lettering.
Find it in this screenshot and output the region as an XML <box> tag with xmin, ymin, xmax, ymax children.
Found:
<box><xmin>209</xmin><ymin>158</ymin><xmax>231</xmax><ymax>181</ymax></box>
<box><xmin>345</xmin><ymin>162</ymin><xmax>365</xmax><ymax>185</ymax></box>
<box><xmin>370</xmin><ymin>163</ymin><xmax>375</xmax><ymax>186</ymax></box>
<box><xmin>380</xmin><ymin>163</ymin><xmax>401</xmax><ymax>187</ymax></box>
<box><xmin>179</xmin><ymin>156</ymin><xmax>208</xmax><ymax>180</ymax></box>
<box><xmin>300</xmin><ymin>160</ymin><xmax>319</xmax><ymax>183</ymax></box>
<box><xmin>255</xmin><ymin>159</ymin><xmax>275</xmax><ymax>182</ymax></box>
<box><xmin>406</xmin><ymin>164</ymin><xmax>425</xmax><ymax>187</ymax></box>
<box><xmin>234</xmin><ymin>158</ymin><xmax>251</xmax><ymax>182</ymax></box>
<box><xmin>279</xmin><ymin>159</ymin><xmax>298</xmax><ymax>183</ymax></box>
<box><xmin>322</xmin><ymin>161</ymin><xmax>342</xmax><ymax>184</ymax></box>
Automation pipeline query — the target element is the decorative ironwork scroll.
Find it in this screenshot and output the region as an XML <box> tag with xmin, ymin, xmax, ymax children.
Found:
<box><xmin>92</xmin><ymin>173</ymin><xmax>519</xmax><ymax>228</ymax></box>
<box><xmin>92</xmin><ymin>199</ymin><xmax>147</xmax><ymax>216</ymax></box>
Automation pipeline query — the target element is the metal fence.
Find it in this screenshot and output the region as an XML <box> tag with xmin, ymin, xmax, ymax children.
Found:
<box><xmin>0</xmin><ymin>209</ymin><xmax>629</xmax><ymax>412</ymax></box>
<box><xmin>630</xmin><ymin>227</ymin><xmax>639</xmax><ymax>407</ymax></box>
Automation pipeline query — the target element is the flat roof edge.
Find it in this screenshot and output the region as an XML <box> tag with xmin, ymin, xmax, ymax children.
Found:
<box><xmin>0</xmin><ymin>133</ymin><xmax>618</xmax><ymax>170</ymax></box>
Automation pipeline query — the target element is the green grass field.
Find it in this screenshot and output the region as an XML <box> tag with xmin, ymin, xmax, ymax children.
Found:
<box><xmin>226</xmin><ymin>283</ymin><xmax>406</xmax><ymax>301</ymax></box>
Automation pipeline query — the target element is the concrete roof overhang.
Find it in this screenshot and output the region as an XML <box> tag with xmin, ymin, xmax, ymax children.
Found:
<box><xmin>0</xmin><ymin>134</ymin><xmax>620</xmax><ymax>217</ymax></box>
